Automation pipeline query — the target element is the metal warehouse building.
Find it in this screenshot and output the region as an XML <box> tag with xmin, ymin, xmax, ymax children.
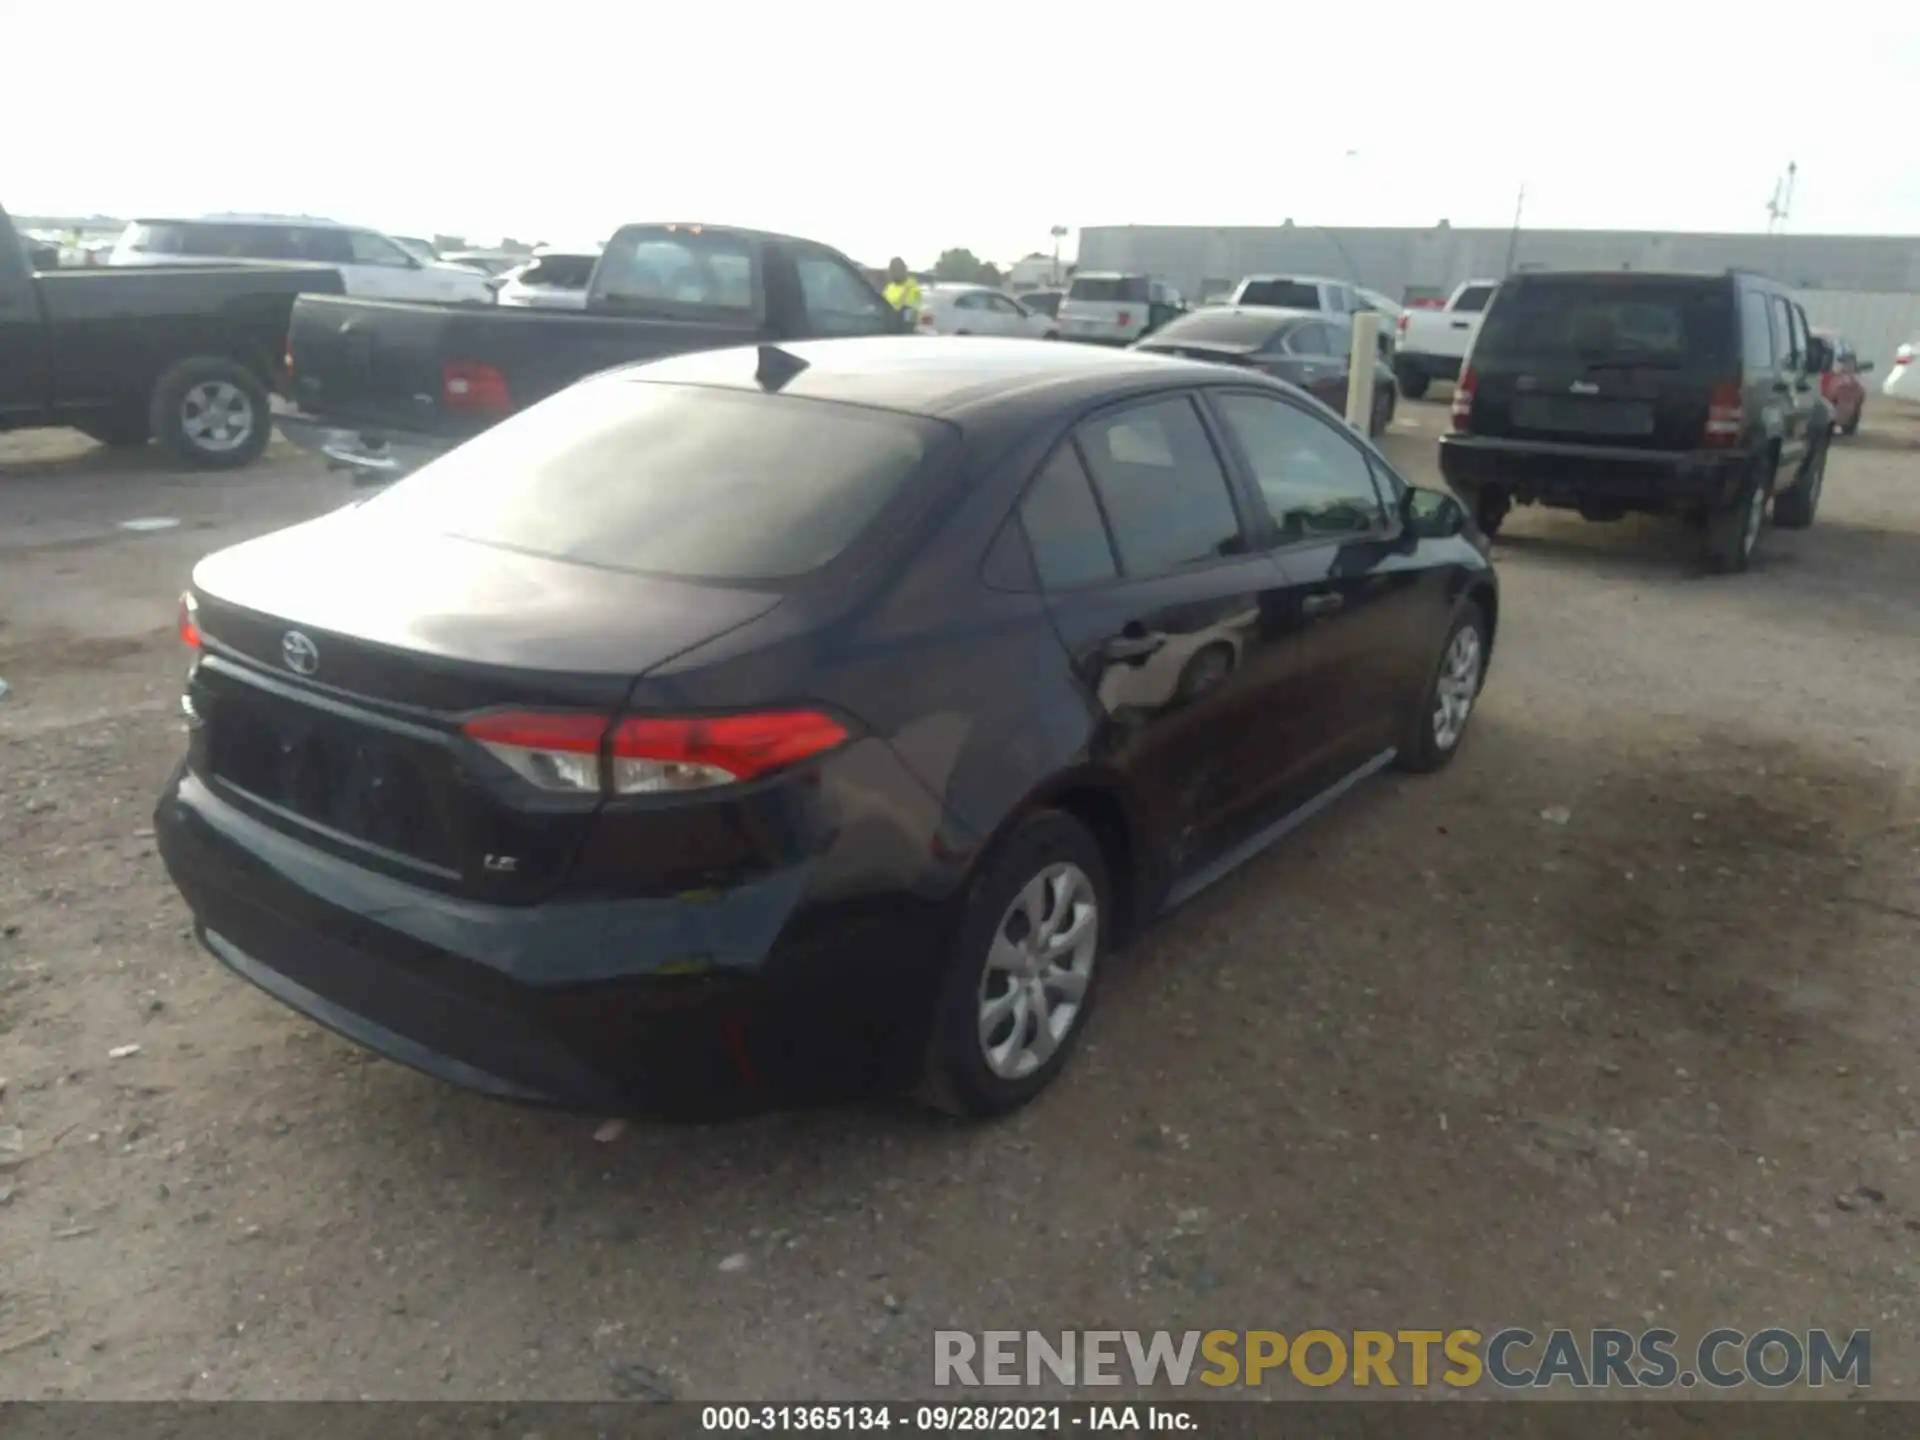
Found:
<box><xmin>1077</xmin><ymin>224</ymin><xmax>1920</xmax><ymax>366</ymax></box>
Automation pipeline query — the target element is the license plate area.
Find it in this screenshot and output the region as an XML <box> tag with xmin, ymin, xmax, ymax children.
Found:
<box><xmin>202</xmin><ymin>673</ymin><xmax>461</xmax><ymax>872</ymax></box>
<box><xmin>1511</xmin><ymin>396</ymin><xmax>1655</xmax><ymax>436</ymax></box>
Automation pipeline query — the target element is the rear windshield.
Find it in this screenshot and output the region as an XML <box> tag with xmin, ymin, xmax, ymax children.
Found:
<box><xmin>591</xmin><ymin>227</ymin><xmax>756</xmax><ymax>315</ymax></box>
<box><xmin>365</xmin><ymin>381</ymin><xmax>952</xmax><ymax>583</ymax></box>
<box><xmin>119</xmin><ymin>221</ymin><xmax>335</xmax><ymax>262</ymax></box>
<box><xmin>1475</xmin><ymin>278</ymin><xmax>1735</xmax><ymax>368</ymax></box>
<box><xmin>521</xmin><ymin>254</ymin><xmax>597</xmax><ymax>288</ymax></box>
<box><xmin>1068</xmin><ymin>275</ymin><xmax>1150</xmax><ymax>303</ymax></box>
<box><xmin>1234</xmin><ymin>279</ymin><xmax>1320</xmax><ymax>309</ymax></box>
<box><xmin>1142</xmin><ymin>309</ymin><xmax>1287</xmax><ymax>349</ymax></box>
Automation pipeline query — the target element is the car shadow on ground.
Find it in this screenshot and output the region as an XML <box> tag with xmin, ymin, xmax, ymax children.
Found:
<box><xmin>200</xmin><ymin>696</ymin><xmax>1912</xmax><ymax>1387</ymax></box>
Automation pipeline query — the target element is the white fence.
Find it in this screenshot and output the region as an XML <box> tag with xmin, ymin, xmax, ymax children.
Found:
<box><xmin>1790</xmin><ymin>290</ymin><xmax>1920</xmax><ymax>373</ymax></box>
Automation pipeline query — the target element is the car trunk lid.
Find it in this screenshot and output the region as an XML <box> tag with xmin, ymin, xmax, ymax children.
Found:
<box><xmin>187</xmin><ymin>509</ymin><xmax>783</xmax><ymax>904</ymax></box>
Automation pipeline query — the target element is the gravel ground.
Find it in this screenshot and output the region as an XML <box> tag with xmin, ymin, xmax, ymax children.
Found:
<box><xmin>1</xmin><ymin>408</ymin><xmax>1917</xmax><ymax>1401</ymax></box>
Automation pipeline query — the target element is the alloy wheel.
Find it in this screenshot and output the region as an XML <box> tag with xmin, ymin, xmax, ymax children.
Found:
<box><xmin>1432</xmin><ymin>624</ymin><xmax>1483</xmax><ymax>751</ymax></box>
<box><xmin>976</xmin><ymin>863</ymin><xmax>1098</xmax><ymax>1080</ymax></box>
<box><xmin>180</xmin><ymin>381</ymin><xmax>255</xmax><ymax>454</ymax></box>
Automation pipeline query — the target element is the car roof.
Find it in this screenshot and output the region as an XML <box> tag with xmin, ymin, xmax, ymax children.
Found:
<box><xmin>605</xmin><ymin>336</ymin><xmax>1243</xmax><ymax>422</ymax></box>
<box><xmin>134</xmin><ymin>214</ymin><xmax>350</xmax><ymax>228</ymax></box>
<box><xmin>1239</xmin><ymin>273</ymin><xmax>1342</xmax><ymax>285</ymax></box>
<box><xmin>1070</xmin><ymin>270</ymin><xmax>1146</xmax><ymax>280</ymax></box>
<box><xmin>1174</xmin><ymin>305</ymin><xmax>1319</xmax><ymax>324</ymax></box>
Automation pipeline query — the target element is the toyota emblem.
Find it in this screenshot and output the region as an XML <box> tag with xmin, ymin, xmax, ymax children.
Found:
<box><xmin>281</xmin><ymin>631</ymin><xmax>320</xmax><ymax>676</ymax></box>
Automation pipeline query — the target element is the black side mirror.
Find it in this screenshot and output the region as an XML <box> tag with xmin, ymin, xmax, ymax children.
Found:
<box><xmin>1806</xmin><ymin>338</ymin><xmax>1833</xmax><ymax>373</ymax></box>
<box><xmin>1401</xmin><ymin>487</ymin><xmax>1467</xmax><ymax>540</ymax></box>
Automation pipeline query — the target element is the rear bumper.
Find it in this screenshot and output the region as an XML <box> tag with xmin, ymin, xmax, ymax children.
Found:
<box><xmin>1395</xmin><ymin>352</ymin><xmax>1462</xmax><ymax>382</ymax></box>
<box><xmin>273</xmin><ymin>404</ymin><xmax>450</xmax><ymax>484</ymax></box>
<box><xmin>155</xmin><ymin>765</ymin><xmax>949</xmax><ymax>1116</ymax></box>
<box><xmin>1439</xmin><ymin>434</ymin><xmax>1749</xmax><ymax>509</ymax></box>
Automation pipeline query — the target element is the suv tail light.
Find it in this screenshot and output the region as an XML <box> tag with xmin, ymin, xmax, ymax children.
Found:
<box><xmin>178</xmin><ymin>591</ymin><xmax>201</xmax><ymax>650</ymax></box>
<box><xmin>1450</xmin><ymin>369</ymin><xmax>1477</xmax><ymax>431</ymax></box>
<box><xmin>1396</xmin><ymin>313</ymin><xmax>1410</xmax><ymax>337</ymax></box>
<box><xmin>1116</xmin><ymin>311</ymin><xmax>1132</xmax><ymax>328</ymax></box>
<box><xmin>1703</xmin><ymin>381</ymin><xmax>1743</xmax><ymax>446</ymax></box>
<box><xmin>462</xmin><ymin>709</ymin><xmax>851</xmax><ymax>795</ymax></box>
<box><xmin>442</xmin><ymin>361</ymin><xmax>512</xmax><ymax>415</ymax></box>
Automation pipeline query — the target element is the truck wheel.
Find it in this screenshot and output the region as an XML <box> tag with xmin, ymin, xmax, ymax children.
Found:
<box><xmin>1703</xmin><ymin>455</ymin><xmax>1771</xmax><ymax>574</ymax></box>
<box><xmin>1772</xmin><ymin>433</ymin><xmax>1827</xmax><ymax>531</ymax></box>
<box><xmin>150</xmin><ymin>357</ymin><xmax>271</xmax><ymax>471</ymax></box>
<box><xmin>1396</xmin><ymin>367</ymin><xmax>1430</xmax><ymax>400</ymax></box>
<box><xmin>77</xmin><ymin>416</ymin><xmax>152</xmax><ymax>449</ymax></box>
<box><xmin>1456</xmin><ymin>482</ymin><xmax>1508</xmax><ymax>538</ymax></box>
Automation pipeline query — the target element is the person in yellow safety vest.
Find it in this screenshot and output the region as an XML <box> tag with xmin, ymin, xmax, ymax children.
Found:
<box><xmin>882</xmin><ymin>257</ymin><xmax>921</xmax><ymax>324</ymax></box>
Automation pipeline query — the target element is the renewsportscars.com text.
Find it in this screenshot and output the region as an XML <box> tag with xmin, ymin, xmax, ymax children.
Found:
<box><xmin>933</xmin><ymin>1327</ymin><xmax>1870</xmax><ymax>1391</ymax></box>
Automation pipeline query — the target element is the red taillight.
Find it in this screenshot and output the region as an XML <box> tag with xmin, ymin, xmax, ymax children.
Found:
<box><xmin>1116</xmin><ymin>310</ymin><xmax>1132</xmax><ymax>328</ymax></box>
<box><xmin>1396</xmin><ymin>313</ymin><xmax>1410</xmax><ymax>336</ymax></box>
<box><xmin>917</xmin><ymin>310</ymin><xmax>936</xmax><ymax>328</ymax></box>
<box><xmin>442</xmin><ymin>361</ymin><xmax>512</xmax><ymax>414</ymax></box>
<box><xmin>1450</xmin><ymin>370</ymin><xmax>1477</xmax><ymax>431</ymax></box>
<box><xmin>1703</xmin><ymin>381</ymin><xmax>1743</xmax><ymax>447</ymax></box>
<box><xmin>178</xmin><ymin>591</ymin><xmax>201</xmax><ymax>650</ymax></box>
<box><xmin>461</xmin><ymin>709</ymin><xmax>850</xmax><ymax>795</ymax></box>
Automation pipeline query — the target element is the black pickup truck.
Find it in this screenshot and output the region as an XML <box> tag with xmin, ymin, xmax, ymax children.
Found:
<box><xmin>277</xmin><ymin>222</ymin><xmax>907</xmax><ymax>480</ymax></box>
<box><xmin>0</xmin><ymin>204</ymin><xmax>343</xmax><ymax>469</ymax></box>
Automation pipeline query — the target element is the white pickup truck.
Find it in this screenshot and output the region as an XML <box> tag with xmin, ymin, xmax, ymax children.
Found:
<box><xmin>1391</xmin><ymin>279</ymin><xmax>1500</xmax><ymax>398</ymax></box>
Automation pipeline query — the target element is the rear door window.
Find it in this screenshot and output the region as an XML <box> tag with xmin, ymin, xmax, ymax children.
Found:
<box><xmin>368</xmin><ymin>382</ymin><xmax>953</xmax><ymax>583</ymax></box>
<box><xmin>1285</xmin><ymin>322</ymin><xmax>1337</xmax><ymax>357</ymax></box>
<box><xmin>1453</xmin><ymin>284</ymin><xmax>1497</xmax><ymax>314</ymax></box>
<box><xmin>1741</xmin><ymin>290</ymin><xmax>1776</xmax><ymax>372</ymax></box>
<box><xmin>1072</xmin><ymin>396</ymin><xmax>1246</xmax><ymax>578</ymax></box>
<box><xmin>592</xmin><ymin>227</ymin><xmax>759</xmax><ymax>317</ymax></box>
<box><xmin>1020</xmin><ymin>446</ymin><xmax>1118</xmax><ymax>590</ymax></box>
<box><xmin>792</xmin><ymin>246</ymin><xmax>898</xmax><ymax>336</ymax></box>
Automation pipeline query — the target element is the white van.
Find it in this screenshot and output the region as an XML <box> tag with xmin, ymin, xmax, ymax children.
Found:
<box><xmin>109</xmin><ymin>216</ymin><xmax>495</xmax><ymax>305</ymax></box>
<box><xmin>1057</xmin><ymin>272</ymin><xmax>1185</xmax><ymax>345</ymax></box>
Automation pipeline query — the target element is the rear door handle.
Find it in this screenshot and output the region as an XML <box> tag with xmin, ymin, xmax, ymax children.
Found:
<box><xmin>1101</xmin><ymin>631</ymin><xmax>1167</xmax><ymax>662</ymax></box>
<box><xmin>1302</xmin><ymin>592</ymin><xmax>1345</xmax><ymax>617</ymax></box>
<box><xmin>1450</xmin><ymin>320</ymin><xmax>1471</xmax><ymax>329</ymax></box>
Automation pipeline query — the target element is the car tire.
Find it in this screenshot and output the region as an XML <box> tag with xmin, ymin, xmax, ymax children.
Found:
<box><xmin>1703</xmin><ymin>453</ymin><xmax>1772</xmax><ymax>574</ymax></box>
<box><xmin>150</xmin><ymin>357</ymin><xmax>272</xmax><ymax>471</ymax></box>
<box><xmin>1369</xmin><ymin>389</ymin><xmax>1394</xmax><ymax>438</ymax></box>
<box><xmin>920</xmin><ymin>811</ymin><xmax>1111</xmax><ymax>1119</ymax></box>
<box><xmin>1772</xmin><ymin>432</ymin><xmax>1828</xmax><ymax>531</ymax></box>
<box><xmin>77</xmin><ymin>416</ymin><xmax>152</xmax><ymax>448</ymax></box>
<box><xmin>1396</xmin><ymin>367</ymin><xmax>1430</xmax><ymax>400</ymax></box>
<box><xmin>1455</xmin><ymin>482</ymin><xmax>1508</xmax><ymax>538</ymax></box>
<box><xmin>1394</xmin><ymin>600</ymin><xmax>1488</xmax><ymax>775</ymax></box>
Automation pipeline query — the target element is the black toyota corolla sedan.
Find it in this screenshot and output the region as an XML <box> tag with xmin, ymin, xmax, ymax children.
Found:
<box><xmin>156</xmin><ymin>337</ymin><xmax>1497</xmax><ymax>1120</ymax></box>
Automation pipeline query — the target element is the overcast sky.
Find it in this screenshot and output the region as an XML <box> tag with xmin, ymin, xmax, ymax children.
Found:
<box><xmin>9</xmin><ymin>3</ymin><xmax>1918</xmax><ymax>263</ymax></box>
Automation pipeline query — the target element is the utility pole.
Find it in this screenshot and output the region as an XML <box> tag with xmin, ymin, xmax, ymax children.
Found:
<box><xmin>1049</xmin><ymin>225</ymin><xmax>1068</xmax><ymax>286</ymax></box>
<box><xmin>1502</xmin><ymin>182</ymin><xmax>1527</xmax><ymax>274</ymax></box>
<box><xmin>1766</xmin><ymin>161</ymin><xmax>1797</xmax><ymax>235</ymax></box>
